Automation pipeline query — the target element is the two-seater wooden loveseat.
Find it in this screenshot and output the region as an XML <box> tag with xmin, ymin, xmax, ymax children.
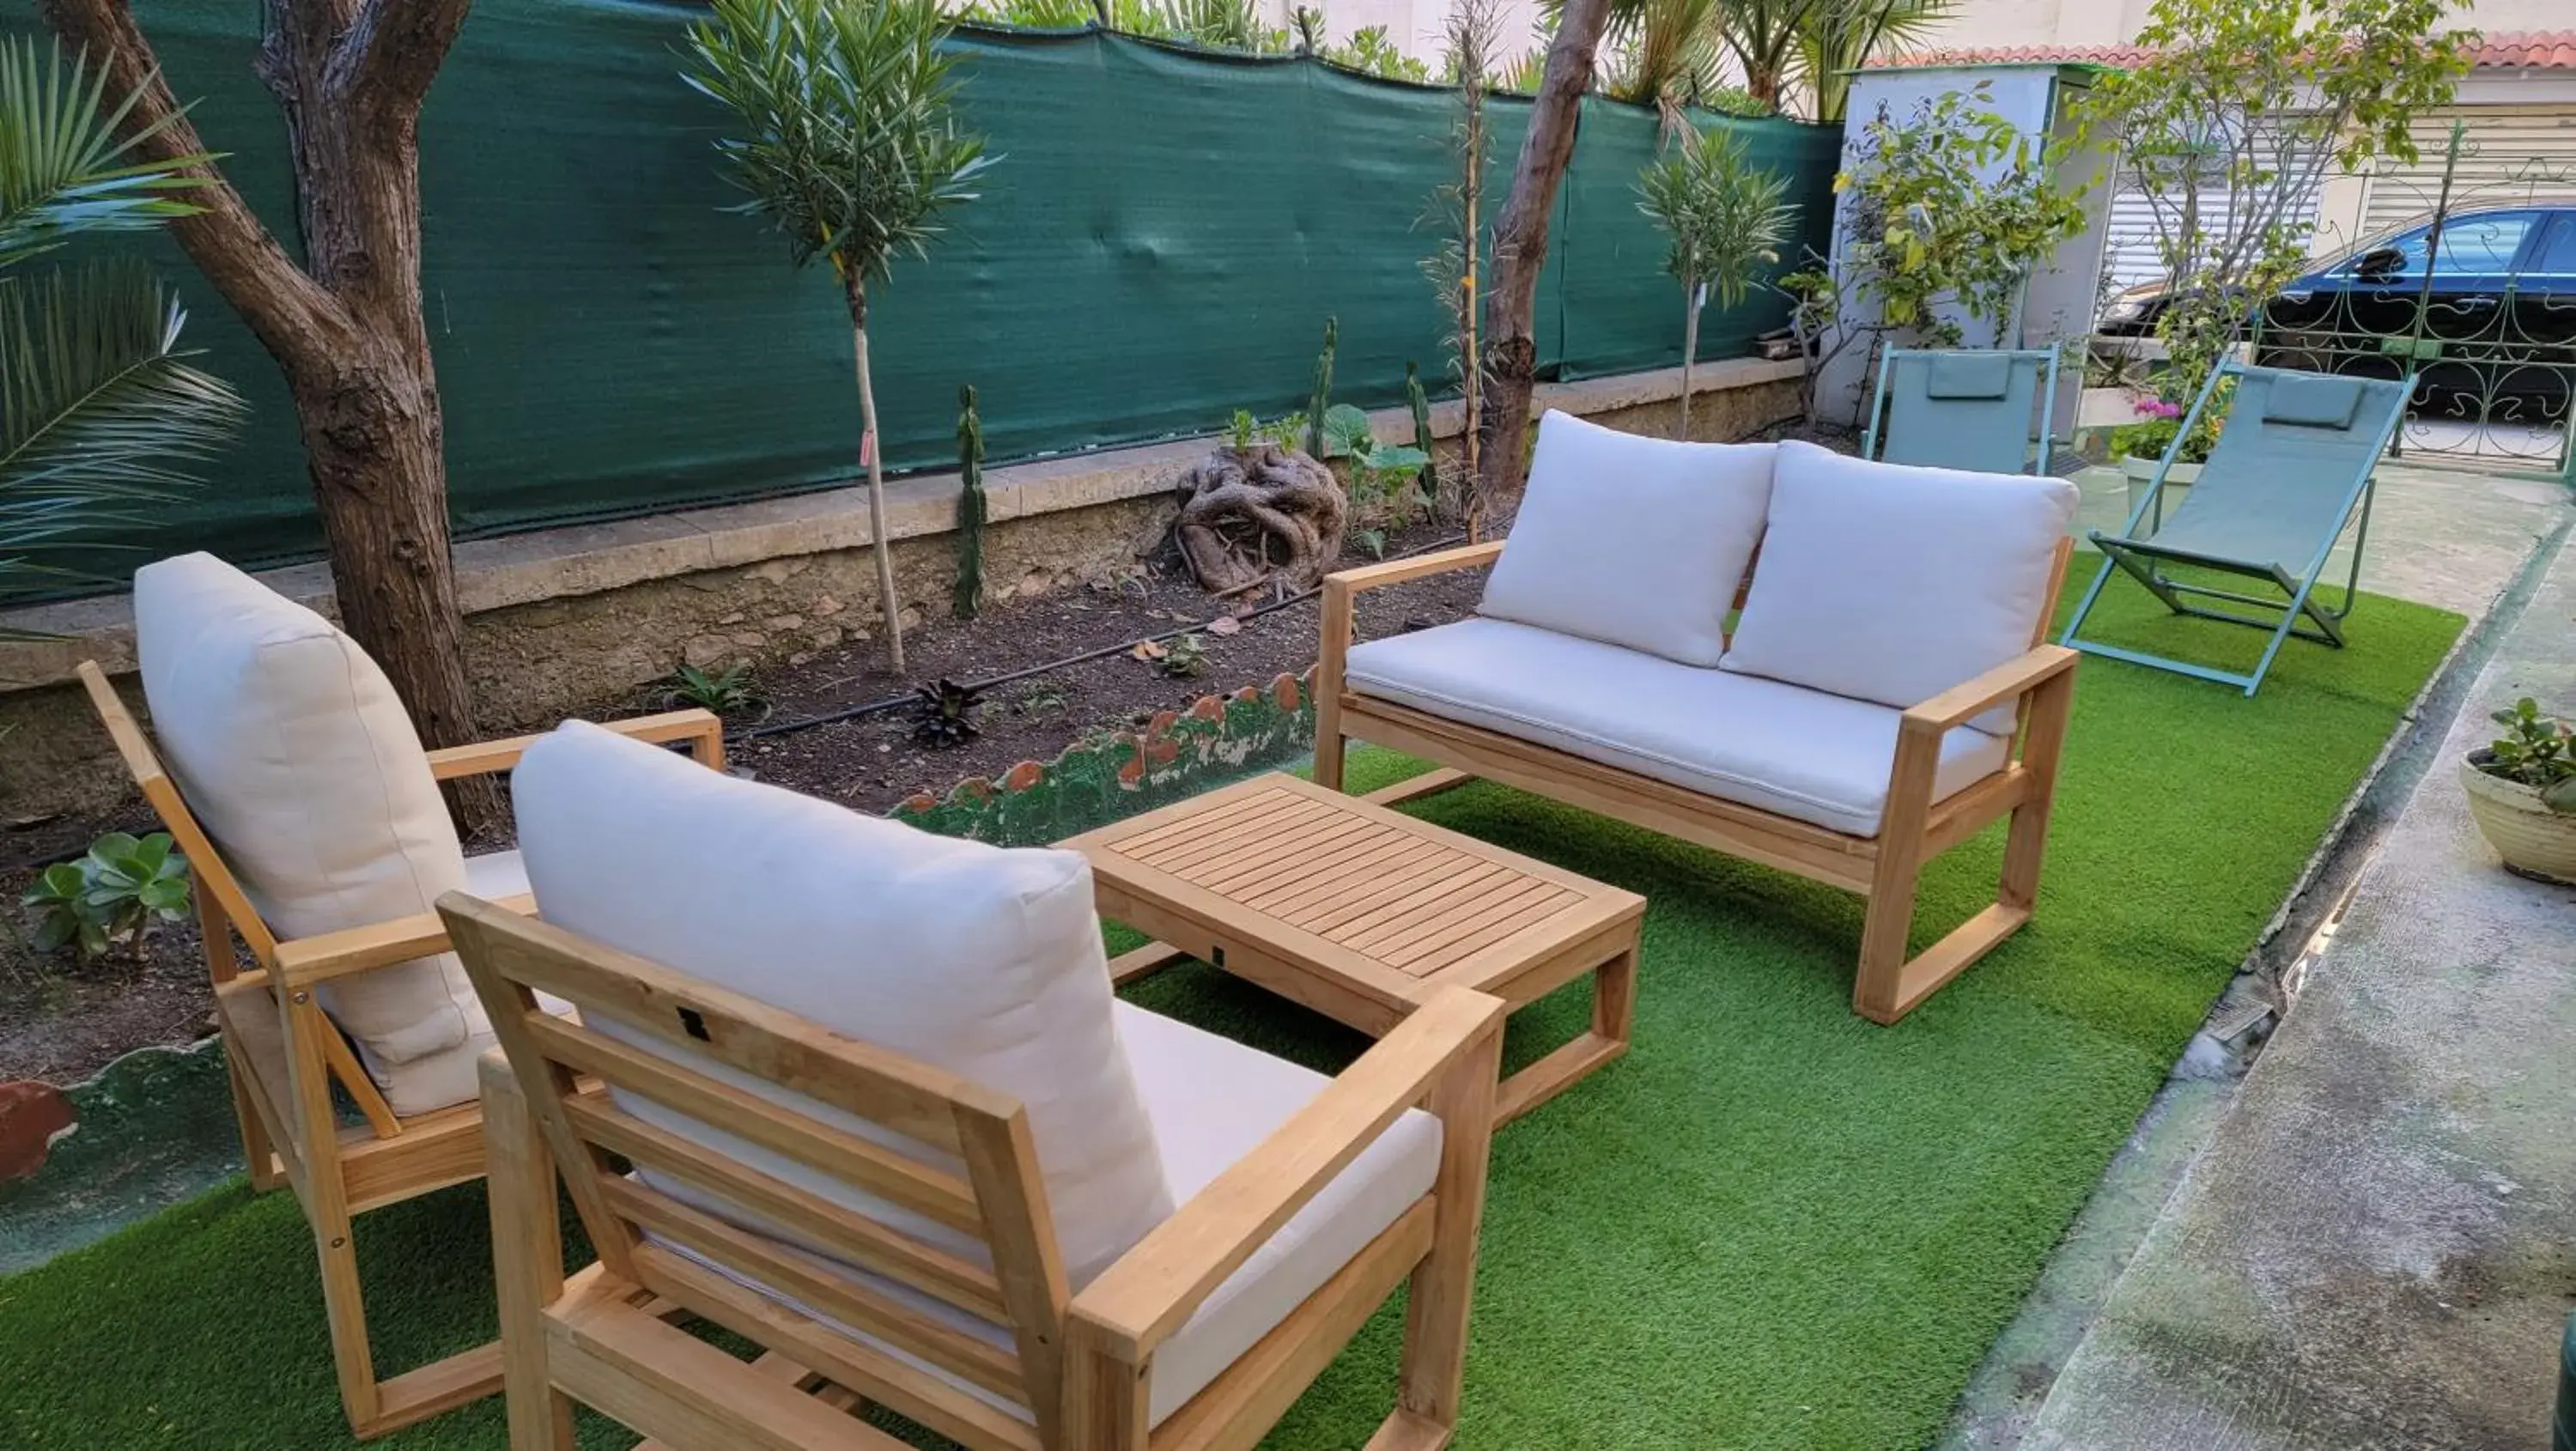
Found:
<box><xmin>1315</xmin><ymin>413</ymin><xmax>2081</xmax><ymax>1023</ymax></box>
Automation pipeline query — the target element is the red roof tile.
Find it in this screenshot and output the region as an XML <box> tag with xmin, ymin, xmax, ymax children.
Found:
<box><xmin>2475</xmin><ymin>30</ymin><xmax>2576</xmax><ymax>70</ymax></box>
<box><xmin>1870</xmin><ymin>29</ymin><xmax>2576</xmax><ymax>73</ymax></box>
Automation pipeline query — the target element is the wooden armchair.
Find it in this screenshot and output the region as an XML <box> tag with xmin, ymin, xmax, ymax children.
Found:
<box><xmin>444</xmin><ymin>853</ymin><xmax>1504</xmax><ymax>1451</ymax></box>
<box><xmin>433</xmin><ymin>716</ymin><xmax>1504</xmax><ymax>1451</ymax></box>
<box><xmin>76</xmin><ymin>648</ymin><xmax>720</xmax><ymax>1438</ymax></box>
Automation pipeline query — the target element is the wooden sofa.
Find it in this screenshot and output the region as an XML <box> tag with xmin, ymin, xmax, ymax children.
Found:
<box><xmin>1315</xmin><ymin>417</ymin><xmax>2081</xmax><ymax>1024</ymax></box>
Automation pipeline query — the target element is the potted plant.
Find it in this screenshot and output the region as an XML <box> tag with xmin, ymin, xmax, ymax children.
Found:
<box><xmin>2106</xmin><ymin>394</ymin><xmax>2218</xmax><ymax>525</ymax></box>
<box><xmin>2461</xmin><ymin>697</ymin><xmax>2576</xmax><ymax>885</ymax></box>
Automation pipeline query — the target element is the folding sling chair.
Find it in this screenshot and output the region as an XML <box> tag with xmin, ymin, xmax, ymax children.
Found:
<box><xmin>2060</xmin><ymin>361</ymin><xmax>2409</xmax><ymax>697</ymax></box>
<box><xmin>1862</xmin><ymin>347</ymin><xmax>2062</xmax><ymax>476</ymax></box>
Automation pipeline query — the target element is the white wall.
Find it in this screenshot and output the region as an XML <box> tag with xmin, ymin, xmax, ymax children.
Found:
<box><xmin>1255</xmin><ymin>0</ymin><xmax>1547</xmax><ymax>66</ymax></box>
<box><xmin>1921</xmin><ymin>0</ymin><xmax>2558</xmax><ymax>51</ymax></box>
<box><xmin>1817</xmin><ymin>65</ymin><xmax>2112</xmax><ymax>426</ymax></box>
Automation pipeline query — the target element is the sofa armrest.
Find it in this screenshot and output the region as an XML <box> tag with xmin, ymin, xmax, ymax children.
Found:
<box><xmin>1901</xmin><ymin>646</ymin><xmax>2079</xmax><ymax>737</ymax></box>
<box><xmin>426</xmin><ymin>708</ymin><xmax>726</xmax><ymax>780</ymax></box>
<box><xmin>1066</xmin><ymin>987</ymin><xmax>1505</xmax><ymax>1365</ymax></box>
<box><xmin>1322</xmin><ymin>541</ymin><xmax>1504</xmax><ymax>599</ymax></box>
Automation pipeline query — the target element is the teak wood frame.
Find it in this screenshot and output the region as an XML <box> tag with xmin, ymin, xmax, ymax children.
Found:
<box><xmin>1311</xmin><ymin>540</ymin><xmax>2080</xmax><ymax>1024</ymax></box>
<box><xmin>74</xmin><ymin>660</ymin><xmax>724</xmax><ymax>1439</ymax></box>
<box><xmin>440</xmin><ymin>894</ymin><xmax>1507</xmax><ymax>1451</ymax></box>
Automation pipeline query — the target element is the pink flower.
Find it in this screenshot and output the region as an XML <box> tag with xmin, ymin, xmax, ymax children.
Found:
<box><xmin>2132</xmin><ymin>398</ymin><xmax>2183</xmax><ymax>421</ymax></box>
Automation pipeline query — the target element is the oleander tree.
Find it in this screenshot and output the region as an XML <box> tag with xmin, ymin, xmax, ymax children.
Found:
<box><xmin>0</xmin><ymin>37</ymin><xmax>242</xmax><ymax>635</ymax></box>
<box><xmin>684</xmin><ymin>0</ymin><xmax>994</xmax><ymax>675</ymax></box>
<box><xmin>1637</xmin><ymin>124</ymin><xmax>1792</xmax><ymax>434</ymax></box>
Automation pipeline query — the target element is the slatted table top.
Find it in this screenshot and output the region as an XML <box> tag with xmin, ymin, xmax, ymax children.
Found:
<box><xmin>1068</xmin><ymin>773</ymin><xmax>1643</xmax><ymax>997</ymax></box>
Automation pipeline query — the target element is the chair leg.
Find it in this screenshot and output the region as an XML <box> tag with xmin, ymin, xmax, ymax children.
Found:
<box><xmin>1855</xmin><ymin>729</ymin><xmax>1940</xmax><ymax>1024</ymax></box>
<box><xmin>1315</xmin><ymin>580</ymin><xmax>1353</xmax><ymax>792</ymax></box>
<box><xmin>2001</xmin><ymin>668</ymin><xmax>2077</xmax><ymax>914</ymax></box>
<box><xmin>222</xmin><ymin>1047</ymin><xmax>284</xmax><ymax>1193</ymax></box>
<box><xmin>1393</xmin><ymin>1015</ymin><xmax>1503</xmax><ymax>1438</ymax></box>
<box><xmin>1315</xmin><ymin>716</ymin><xmax>1348</xmax><ymax>792</ymax></box>
<box><xmin>313</xmin><ymin>1200</ymin><xmax>385</xmax><ymax>1435</ymax></box>
<box><xmin>1060</xmin><ymin>1336</ymin><xmax>1151</xmax><ymax>1451</ymax></box>
<box><xmin>483</xmin><ymin>1054</ymin><xmax>576</xmax><ymax>1451</ymax></box>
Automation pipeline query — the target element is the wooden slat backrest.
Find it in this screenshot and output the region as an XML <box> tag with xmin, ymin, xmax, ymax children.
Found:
<box><xmin>438</xmin><ymin>894</ymin><xmax>1075</xmax><ymax>1444</ymax></box>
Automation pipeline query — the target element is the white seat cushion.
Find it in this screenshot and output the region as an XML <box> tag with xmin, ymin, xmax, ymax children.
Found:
<box><xmin>511</xmin><ymin>720</ymin><xmax>1174</xmax><ymax>1289</ymax></box>
<box><xmin>360</xmin><ymin>848</ymin><xmax>541</xmax><ymax>1117</ymax></box>
<box><xmin>1721</xmin><ymin>440</ymin><xmax>2076</xmax><ymax>735</ymax></box>
<box><xmin>464</xmin><ymin>848</ymin><xmax>526</xmax><ymax>902</ymax></box>
<box><xmin>1476</xmin><ymin>410</ymin><xmax>1774</xmax><ymax>667</ymax></box>
<box><xmin>1116</xmin><ymin>1004</ymin><xmax>1441</xmax><ymax>1423</ymax></box>
<box><xmin>133</xmin><ymin>552</ymin><xmax>495</xmax><ymax>1117</ymax></box>
<box><xmin>1346</xmin><ymin>618</ymin><xmax>2008</xmax><ymax>837</ymax></box>
<box><xmin>670</xmin><ymin>1002</ymin><xmax>1442</xmax><ymax>1429</ymax></box>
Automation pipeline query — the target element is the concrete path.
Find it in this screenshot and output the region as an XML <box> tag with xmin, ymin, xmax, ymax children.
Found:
<box><xmin>2069</xmin><ymin>458</ymin><xmax>2568</xmax><ymax>618</ymax></box>
<box><xmin>2012</xmin><ymin>523</ymin><xmax>2576</xmax><ymax>1451</ymax></box>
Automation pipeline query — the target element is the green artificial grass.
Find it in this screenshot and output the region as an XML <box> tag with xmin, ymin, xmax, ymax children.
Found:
<box><xmin>0</xmin><ymin>570</ymin><xmax>2463</xmax><ymax>1451</ymax></box>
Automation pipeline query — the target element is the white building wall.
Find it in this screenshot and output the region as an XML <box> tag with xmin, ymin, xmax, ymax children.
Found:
<box><xmin>1923</xmin><ymin>0</ymin><xmax>2558</xmax><ymax>51</ymax></box>
<box><xmin>1255</xmin><ymin>0</ymin><xmax>1547</xmax><ymax>67</ymax></box>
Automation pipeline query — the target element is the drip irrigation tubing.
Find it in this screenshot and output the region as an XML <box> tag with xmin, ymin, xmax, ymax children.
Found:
<box><xmin>729</xmin><ymin>532</ymin><xmax>1472</xmax><ymax>744</ymax></box>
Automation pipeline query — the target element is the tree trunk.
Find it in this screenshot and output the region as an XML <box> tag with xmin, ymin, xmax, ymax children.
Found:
<box><xmin>1680</xmin><ymin>281</ymin><xmax>1698</xmax><ymax>438</ymax></box>
<box><xmin>295</xmin><ymin>352</ymin><xmax>489</xmax><ymax>807</ymax></box>
<box><xmin>847</xmin><ymin>271</ymin><xmax>906</xmax><ymax>675</ymax></box>
<box><xmin>1747</xmin><ymin>65</ymin><xmax>1781</xmax><ymax>111</ymax></box>
<box><xmin>42</xmin><ymin>0</ymin><xmax>493</xmax><ymax>827</ymax></box>
<box><xmin>280</xmin><ymin>91</ymin><xmax>495</xmax><ymax>826</ymax></box>
<box><xmin>1473</xmin><ymin>0</ymin><xmax>1612</xmax><ymax>518</ymax></box>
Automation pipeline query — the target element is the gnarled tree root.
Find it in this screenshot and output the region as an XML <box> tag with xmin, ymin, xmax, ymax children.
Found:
<box><xmin>1170</xmin><ymin>443</ymin><xmax>1347</xmax><ymax>598</ymax></box>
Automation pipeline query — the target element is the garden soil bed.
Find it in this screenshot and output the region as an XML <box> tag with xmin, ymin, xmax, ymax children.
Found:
<box><xmin>0</xmin><ymin>517</ymin><xmax>1489</xmax><ymax>1086</ymax></box>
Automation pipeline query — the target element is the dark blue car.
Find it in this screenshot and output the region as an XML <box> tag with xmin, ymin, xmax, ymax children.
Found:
<box><xmin>2100</xmin><ymin>203</ymin><xmax>2576</xmax><ymax>416</ymax></box>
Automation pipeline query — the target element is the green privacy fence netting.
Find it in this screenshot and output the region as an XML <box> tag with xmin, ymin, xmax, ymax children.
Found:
<box><xmin>8</xmin><ymin>0</ymin><xmax>1839</xmax><ymax>580</ymax></box>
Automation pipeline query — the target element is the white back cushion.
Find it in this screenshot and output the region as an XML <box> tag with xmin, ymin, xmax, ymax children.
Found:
<box><xmin>1477</xmin><ymin>410</ymin><xmax>1774</xmax><ymax>666</ymax></box>
<box><xmin>511</xmin><ymin>720</ymin><xmax>1174</xmax><ymax>1288</ymax></box>
<box><xmin>133</xmin><ymin>553</ymin><xmax>489</xmax><ymax>1087</ymax></box>
<box><xmin>1722</xmin><ymin>440</ymin><xmax>2076</xmax><ymax>734</ymax></box>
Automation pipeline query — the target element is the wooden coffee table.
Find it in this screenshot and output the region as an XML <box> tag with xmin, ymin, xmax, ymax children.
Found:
<box><xmin>1067</xmin><ymin>772</ymin><xmax>1645</xmax><ymax>1123</ymax></box>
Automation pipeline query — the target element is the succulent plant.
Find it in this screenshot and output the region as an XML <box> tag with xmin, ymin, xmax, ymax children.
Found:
<box><xmin>911</xmin><ymin>677</ymin><xmax>986</xmax><ymax>748</ymax></box>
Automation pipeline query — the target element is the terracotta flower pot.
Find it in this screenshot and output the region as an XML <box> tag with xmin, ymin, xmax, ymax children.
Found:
<box><xmin>2461</xmin><ymin>752</ymin><xmax>2576</xmax><ymax>886</ymax></box>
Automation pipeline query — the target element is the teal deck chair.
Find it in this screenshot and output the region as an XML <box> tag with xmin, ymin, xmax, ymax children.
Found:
<box><xmin>1862</xmin><ymin>348</ymin><xmax>2061</xmax><ymax>475</ymax></box>
<box><xmin>2060</xmin><ymin>361</ymin><xmax>2409</xmax><ymax>697</ymax></box>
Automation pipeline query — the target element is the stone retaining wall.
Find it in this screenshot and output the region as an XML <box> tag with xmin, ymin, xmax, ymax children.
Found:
<box><xmin>0</xmin><ymin>361</ymin><xmax>1798</xmax><ymax>823</ymax></box>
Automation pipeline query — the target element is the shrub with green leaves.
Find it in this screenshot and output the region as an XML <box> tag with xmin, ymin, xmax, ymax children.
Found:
<box><xmin>2477</xmin><ymin>698</ymin><xmax>2576</xmax><ymax>815</ymax></box>
<box><xmin>1319</xmin><ymin>404</ymin><xmax>1431</xmax><ymax>530</ymax></box>
<box><xmin>21</xmin><ymin>831</ymin><xmax>191</xmax><ymax>961</ymax></box>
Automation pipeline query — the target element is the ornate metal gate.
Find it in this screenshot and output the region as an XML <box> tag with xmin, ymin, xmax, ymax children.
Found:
<box><xmin>2253</xmin><ymin>121</ymin><xmax>2576</xmax><ymax>482</ymax></box>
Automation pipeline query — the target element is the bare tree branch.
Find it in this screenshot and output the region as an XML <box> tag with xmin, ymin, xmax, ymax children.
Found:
<box><xmin>35</xmin><ymin>0</ymin><xmax>354</xmax><ymax>359</ymax></box>
<box><xmin>330</xmin><ymin>0</ymin><xmax>476</xmax><ymax>122</ymax></box>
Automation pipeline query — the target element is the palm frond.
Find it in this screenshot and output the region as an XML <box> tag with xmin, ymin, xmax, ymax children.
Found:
<box><xmin>0</xmin><ymin>260</ymin><xmax>245</xmax><ymax>503</ymax></box>
<box><xmin>1601</xmin><ymin>0</ymin><xmax>1727</xmax><ymax>110</ymax></box>
<box><xmin>0</xmin><ymin>259</ymin><xmax>245</xmax><ymax>602</ymax></box>
<box><xmin>0</xmin><ymin>36</ymin><xmax>214</xmax><ymax>270</ymax></box>
<box><xmin>1795</xmin><ymin>0</ymin><xmax>1959</xmax><ymax>121</ymax></box>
